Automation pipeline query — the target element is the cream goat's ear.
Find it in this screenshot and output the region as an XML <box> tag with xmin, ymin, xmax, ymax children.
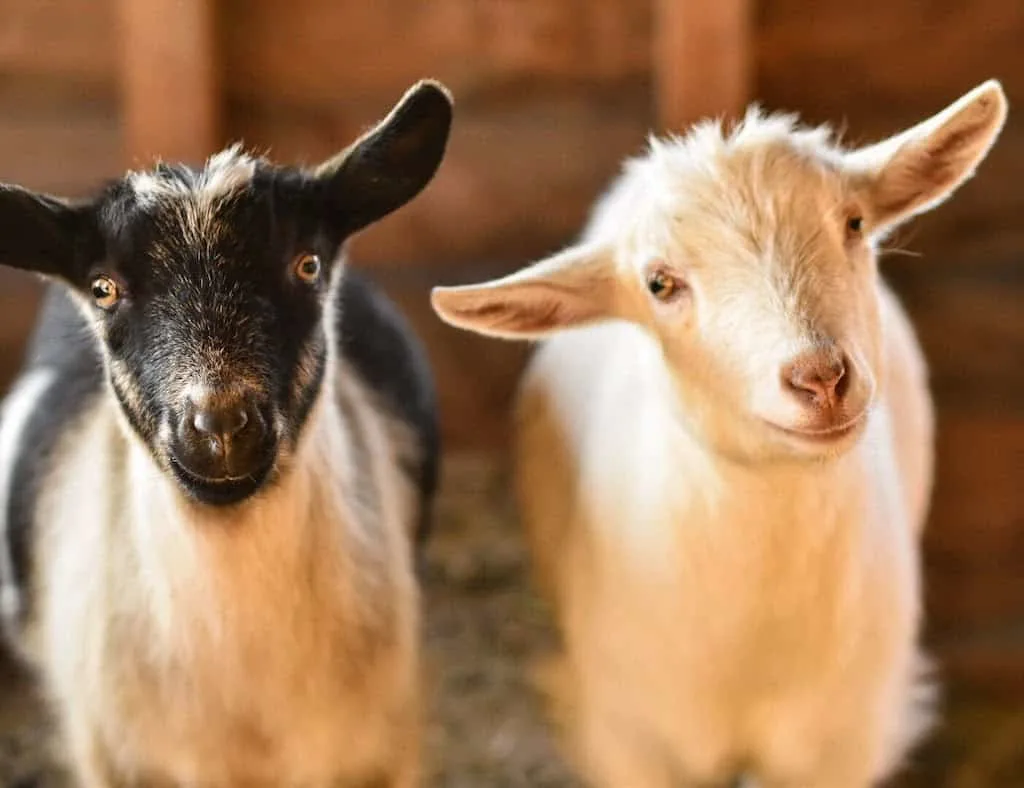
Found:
<box><xmin>430</xmin><ymin>244</ymin><xmax>619</xmax><ymax>340</ymax></box>
<box><xmin>845</xmin><ymin>79</ymin><xmax>1007</xmax><ymax>233</ymax></box>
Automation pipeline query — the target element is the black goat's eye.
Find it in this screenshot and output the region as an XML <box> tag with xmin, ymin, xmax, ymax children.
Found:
<box><xmin>90</xmin><ymin>276</ymin><xmax>120</xmax><ymax>309</ymax></box>
<box><xmin>646</xmin><ymin>269</ymin><xmax>684</xmax><ymax>303</ymax></box>
<box><xmin>292</xmin><ymin>253</ymin><xmax>321</xmax><ymax>284</ymax></box>
<box><xmin>847</xmin><ymin>216</ymin><xmax>864</xmax><ymax>235</ymax></box>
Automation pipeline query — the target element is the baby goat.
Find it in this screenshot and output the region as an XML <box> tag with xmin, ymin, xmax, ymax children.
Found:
<box><xmin>0</xmin><ymin>80</ymin><xmax>450</xmax><ymax>787</ymax></box>
<box><xmin>433</xmin><ymin>82</ymin><xmax>1007</xmax><ymax>787</ymax></box>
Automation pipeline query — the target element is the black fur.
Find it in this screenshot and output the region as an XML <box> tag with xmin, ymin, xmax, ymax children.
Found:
<box><xmin>338</xmin><ymin>270</ymin><xmax>440</xmax><ymax>546</ymax></box>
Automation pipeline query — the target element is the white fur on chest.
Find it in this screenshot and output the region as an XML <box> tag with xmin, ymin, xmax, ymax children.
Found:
<box><xmin>531</xmin><ymin>324</ymin><xmax>922</xmax><ymax>777</ymax></box>
<box><xmin>583</xmin><ymin>433</ymin><xmax>918</xmax><ymax>666</ymax></box>
<box><xmin>36</xmin><ymin>392</ymin><xmax>415</xmax><ymax>785</ymax></box>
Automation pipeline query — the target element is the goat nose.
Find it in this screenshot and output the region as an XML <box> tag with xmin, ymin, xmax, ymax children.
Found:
<box><xmin>191</xmin><ymin>402</ymin><xmax>249</xmax><ymax>441</ymax></box>
<box><xmin>175</xmin><ymin>392</ymin><xmax>269</xmax><ymax>481</ymax></box>
<box><xmin>782</xmin><ymin>350</ymin><xmax>849</xmax><ymax>408</ymax></box>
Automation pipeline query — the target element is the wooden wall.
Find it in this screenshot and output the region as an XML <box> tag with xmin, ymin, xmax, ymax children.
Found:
<box><xmin>0</xmin><ymin>0</ymin><xmax>1021</xmax><ymax>690</ymax></box>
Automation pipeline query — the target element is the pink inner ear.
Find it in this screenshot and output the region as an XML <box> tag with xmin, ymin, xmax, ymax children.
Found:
<box><xmin>446</xmin><ymin>283</ymin><xmax>591</xmax><ymax>334</ymax></box>
<box><xmin>462</xmin><ymin>295</ymin><xmax>570</xmax><ymax>334</ymax></box>
<box><xmin>868</xmin><ymin>98</ymin><xmax>1003</xmax><ymax>225</ymax></box>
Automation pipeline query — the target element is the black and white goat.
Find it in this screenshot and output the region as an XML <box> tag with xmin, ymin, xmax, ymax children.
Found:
<box><xmin>0</xmin><ymin>80</ymin><xmax>450</xmax><ymax>787</ymax></box>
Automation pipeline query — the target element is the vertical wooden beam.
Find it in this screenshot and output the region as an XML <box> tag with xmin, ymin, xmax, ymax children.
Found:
<box><xmin>117</xmin><ymin>0</ymin><xmax>220</xmax><ymax>165</ymax></box>
<box><xmin>654</xmin><ymin>0</ymin><xmax>752</xmax><ymax>133</ymax></box>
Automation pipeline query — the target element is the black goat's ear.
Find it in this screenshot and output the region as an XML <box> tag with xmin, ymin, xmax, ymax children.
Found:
<box><xmin>0</xmin><ymin>184</ymin><xmax>99</xmax><ymax>280</ymax></box>
<box><xmin>314</xmin><ymin>79</ymin><xmax>453</xmax><ymax>237</ymax></box>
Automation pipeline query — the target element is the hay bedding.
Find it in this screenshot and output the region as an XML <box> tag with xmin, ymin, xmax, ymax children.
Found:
<box><xmin>1</xmin><ymin>455</ymin><xmax>1022</xmax><ymax>787</ymax></box>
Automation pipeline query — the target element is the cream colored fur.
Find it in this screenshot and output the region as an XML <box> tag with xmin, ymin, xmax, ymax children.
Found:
<box><xmin>432</xmin><ymin>81</ymin><xmax>1007</xmax><ymax>787</ymax></box>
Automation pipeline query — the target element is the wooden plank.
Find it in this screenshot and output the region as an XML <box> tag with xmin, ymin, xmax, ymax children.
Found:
<box><xmin>0</xmin><ymin>76</ymin><xmax>121</xmax><ymax>195</ymax></box>
<box><xmin>221</xmin><ymin>0</ymin><xmax>651</xmax><ymax>109</ymax></box>
<box><xmin>0</xmin><ymin>0</ymin><xmax>117</xmax><ymax>87</ymax></box>
<box><xmin>654</xmin><ymin>0</ymin><xmax>752</xmax><ymax>133</ymax></box>
<box><xmin>758</xmin><ymin>0</ymin><xmax>1024</xmax><ymax>116</ymax></box>
<box><xmin>116</xmin><ymin>0</ymin><xmax>220</xmax><ymax>165</ymax></box>
<box><xmin>938</xmin><ymin>641</ymin><xmax>1024</xmax><ymax>696</ymax></box>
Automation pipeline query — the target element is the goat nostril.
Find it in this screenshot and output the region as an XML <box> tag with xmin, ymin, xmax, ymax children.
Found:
<box><xmin>832</xmin><ymin>361</ymin><xmax>850</xmax><ymax>399</ymax></box>
<box><xmin>192</xmin><ymin>406</ymin><xmax>249</xmax><ymax>439</ymax></box>
<box><xmin>783</xmin><ymin>354</ymin><xmax>849</xmax><ymax>406</ymax></box>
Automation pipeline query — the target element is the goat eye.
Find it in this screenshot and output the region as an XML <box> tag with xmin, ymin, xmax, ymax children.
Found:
<box><xmin>90</xmin><ymin>276</ymin><xmax>120</xmax><ymax>309</ymax></box>
<box><xmin>847</xmin><ymin>216</ymin><xmax>864</xmax><ymax>235</ymax></box>
<box><xmin>646</xmin><ymin>270</ymin><xmax>683</xmax><ymax>302</ymax></box>
<box><xmin>292</xmin><ymin>253</ymin><xmax>321</xmax><ymax>284</ymax></box>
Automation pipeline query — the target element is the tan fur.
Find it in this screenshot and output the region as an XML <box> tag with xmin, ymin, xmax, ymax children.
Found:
<box><xmin>433</xmin><ymin>81</ymin><xmax>1006</xmax><ymax>787</ymax></box>
<box><xmin>129</xmin><ymin>146</ymin><xmax>258</xmax><ymax>252</ymax></box>
<box><xmin>18</xmin><ymin>358</ymin><xmax>420</xmax><ymax>788</ymax></box>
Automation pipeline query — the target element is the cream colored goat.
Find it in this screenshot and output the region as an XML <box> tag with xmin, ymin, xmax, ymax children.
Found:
<box><xmin>432</xmin><ymin>81</ymin><xmax>1007</xmax><ymax>787</ymax></box>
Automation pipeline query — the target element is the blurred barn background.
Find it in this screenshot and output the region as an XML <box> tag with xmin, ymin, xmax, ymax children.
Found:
<box><xmin>0</xmin><ymin>0</ymin><xmax>1022</xmax><ymax>785</ymax></box>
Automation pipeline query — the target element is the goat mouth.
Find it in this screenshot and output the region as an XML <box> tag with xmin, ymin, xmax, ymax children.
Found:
<box><xmin>168</xmin><ymin>455</ymin><xmax>276</xmax><ymax>507</ymax></box>
<box><xmin>764</xmin><ymin>413</ymin><xmax>867</xmax><ymax>445</ymax></box>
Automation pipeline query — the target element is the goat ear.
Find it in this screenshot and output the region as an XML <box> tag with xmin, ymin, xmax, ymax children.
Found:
<box><xmin>0</xmin><ymin>185</ymin><xmax>98</xmax><ymax>279</ymax></box>
<box><xmin>431</xmin><ymin>244</ymin><xmax>620</xmax><ymax>340</ymax></box>
<box><xmin>315</xmin><ymin>80</ymin><xmax>453</xmax><ymax>237</ymax></box>
<box><xmin>846</xmin><ymin>80</ymin><xmax>1007</xmax><ymax>233</ymax></box>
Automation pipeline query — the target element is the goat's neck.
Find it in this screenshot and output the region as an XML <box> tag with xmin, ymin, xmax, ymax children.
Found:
<box><xmin>641</xmin><ymin>373</ymin><xmax>877</xmax><ymax>542</ymax></box>
<box><xmin>115</xmin><ymin>371</ymin><xmax>351</xmax><ymax>573</ymax></box>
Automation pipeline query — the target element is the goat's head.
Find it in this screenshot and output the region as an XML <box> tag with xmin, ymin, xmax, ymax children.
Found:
<box><xmin>0</xmin><ymin>80</ymin><xmax>452</xmax><ymax>505</ymax></box>
<box><xmin>433</xmin><ymin>81</ymin><xmax>1005</xmax><ymax>462</ymax></box>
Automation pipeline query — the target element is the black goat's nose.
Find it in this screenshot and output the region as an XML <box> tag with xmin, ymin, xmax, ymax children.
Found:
<box><xmin>192</xmin><ymin>405</ymin><xmax>249</xmax><ymax>440</ymax></box>
<box><xmin>173</xmin><ymin>391</ymin><xmax>271</xmax><ymax>485</ymax></box>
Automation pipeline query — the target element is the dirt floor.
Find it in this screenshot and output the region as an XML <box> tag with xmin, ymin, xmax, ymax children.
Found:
<box><xmin>2</xmin><ymin>454</ymin><xmax>1024</xmax><ymax>787</ymax></box>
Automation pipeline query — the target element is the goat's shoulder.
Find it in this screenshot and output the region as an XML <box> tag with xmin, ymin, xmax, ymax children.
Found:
<box><xmin>0</xmin><ymin>285</ymin><xmax>105</xmax><ymax>624</ymax></box>
<box><xmin>525</xmin><ymin>321</ymin><xmax>668</xmax><ymax>450</ymax></box>
<box><xmin>334</xmin><ymin>267</ymin><xmax>439</xmax><ymax>543</ymax></box>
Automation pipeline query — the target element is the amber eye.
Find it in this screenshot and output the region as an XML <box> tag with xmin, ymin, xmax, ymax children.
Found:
<box><xmin>847</xmin><ymin>216</ymin><xmax>864</xmax><ymax>235</ymax></box>
<box><xmin>90</xmin><ymin>276</ymin><xmax>120</xmax><ymax>309</ymax></box>
<box><xmin>293</xmin><ymin>253</ymin><xmax>321</xmax><ymax>284</ymax></box>
<box><xmin>646</xmin><ymin>270</ymin><xmax>684</xmax><ymax>302</ymax></box>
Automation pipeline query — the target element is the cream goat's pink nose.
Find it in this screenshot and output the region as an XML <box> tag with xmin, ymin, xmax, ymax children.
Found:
<box><xmin>782</xmin><ymin>350</ymin><xmax>849</xmax><ymax>408</ymax></box>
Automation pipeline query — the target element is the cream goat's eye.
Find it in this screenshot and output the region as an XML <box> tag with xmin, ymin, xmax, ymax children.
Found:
<box><xmin>847</xmin><ymin>216</ymin><xmax>864</xmax><ymax>235</ymax></box>
<box><xmin>293</xmin><ymin>253</ymin><xmax>321</xmax><ymax>283</ymax></box>
<box><xmin>646</xmin><ymin>270</ymin><xmax>683</xmax><ymax>302</ymax></box>
<box><xmin>90</xmin><ymin>276</ymin><xmax>120</xmax><ymax>309</ymax></box>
